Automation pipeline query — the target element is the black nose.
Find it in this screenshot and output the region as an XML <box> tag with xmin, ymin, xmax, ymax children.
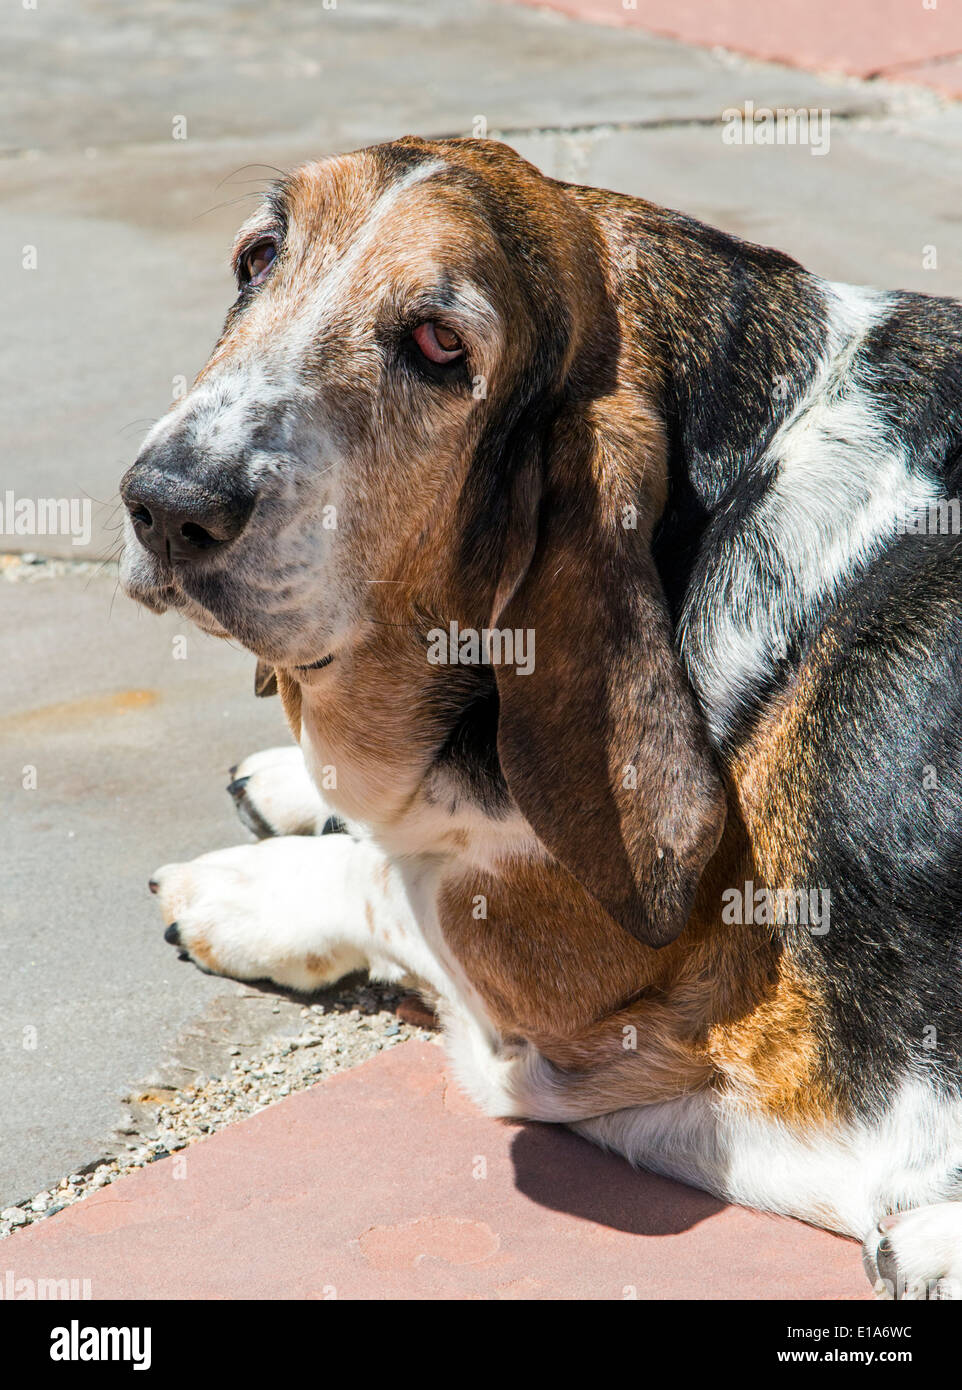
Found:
<box><xmin>121</xmin><ymin>442</ymin><xmax>257</xmax><ymax>563</ymax></box>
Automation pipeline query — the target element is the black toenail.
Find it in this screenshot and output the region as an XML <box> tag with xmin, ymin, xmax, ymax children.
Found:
<box><xmin>226</xmin><ymin>777</ymin><xmax>249</xmax><ymax>799</ymax></box>
<box><xmin>164</xmin><ymin>922</ymin><xmax>182</xmax><ymax>946</ymax></box>
<box><xmin>873</xmin><ymin>1233</ymin><xmax>901</xmax><ymax>1297</ymax></box>
<box><xmin>148</xmin><ymin>878</ymin><xmax>159</xmax><ymax>895</ymax></box>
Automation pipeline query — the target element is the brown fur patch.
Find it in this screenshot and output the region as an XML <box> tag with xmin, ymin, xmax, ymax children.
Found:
<box><xmin>437</xmin><ymin>798</ymin><xmax>833</xmax><ymax>1123</ymax></box>
<box><xmin>305</xmin><ymin>952</ymin><xmax>336</xmax><ymax>976</ymax></box>
<box><xmin>709</xmin><ymin>640</ymin><xmax>842</xmax><ymax>1122</ymax></box>
<box><xmin>277</xmin><ymin>667</ymin><xmax>302</xmax><ymax>740</ymax></box>
<box><xmin>730</xmin><ymin>637</ymin><xmax>835</xmax><ymax>885</ymax></box>
<box><xmin>186</xmin><ymin>935</ymin><xmax>219</xmax><ymax>973</ymax></box>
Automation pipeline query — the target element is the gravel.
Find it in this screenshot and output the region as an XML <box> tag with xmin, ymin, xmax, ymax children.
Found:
<box><xmin>0</xmin><ymin>980</ymin><xmax>439</xmax><ymax>1240</ymax></box>
<box><xmin>0</xmin><ymin>552</ymin><xmax>116</xmax><ymax>583</ymax></box>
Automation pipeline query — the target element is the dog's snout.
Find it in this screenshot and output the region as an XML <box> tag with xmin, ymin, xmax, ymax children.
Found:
<box><xmin>121</xmin><ymin>443</ymin><xmax>257</xmax><ymax>563</ymax></box>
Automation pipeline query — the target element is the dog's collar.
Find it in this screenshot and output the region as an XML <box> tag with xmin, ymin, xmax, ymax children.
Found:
<box><xmin>296</xmin><ymin>653</ymin><xmax>334</xmax><ymax>672</ymax></box>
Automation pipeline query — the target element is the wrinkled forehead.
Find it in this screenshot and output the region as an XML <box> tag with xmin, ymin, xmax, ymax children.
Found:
<box><xmin>233</xmin><ymin>148</ymin><xmax>516</xmax><ymax>300</ymax></box>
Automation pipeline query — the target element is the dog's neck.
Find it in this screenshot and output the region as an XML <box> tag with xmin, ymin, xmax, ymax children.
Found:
<box><xmin>282</xmin><ymin>610</ymin><xmax>527</xmax><ymax>863</ymax></box>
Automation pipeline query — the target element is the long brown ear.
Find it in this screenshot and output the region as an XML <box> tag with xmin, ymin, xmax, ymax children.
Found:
<box><xmin>493</xmin><ymin>398</ymin><xmax>726</xmax><ymax>948</ymax></box>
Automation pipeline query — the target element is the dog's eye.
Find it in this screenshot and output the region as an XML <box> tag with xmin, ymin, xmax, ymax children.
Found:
<box><xmin>242</xmin><ymin>240</ymin><xmax>277</xmax><ymax>287</ymax></box>
<box><xmin>413</xmin><ymin>322</ymin><xmax>464</xmax><ymax>364</ymax></box>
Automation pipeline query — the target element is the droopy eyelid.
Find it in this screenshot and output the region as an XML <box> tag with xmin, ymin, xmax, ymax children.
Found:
<box><xmin>231</xmin><ymin>226</ymin><xmax>283</xmax><ymax>281</ymax></box>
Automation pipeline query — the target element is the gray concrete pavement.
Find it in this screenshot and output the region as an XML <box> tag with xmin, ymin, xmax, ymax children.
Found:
<box><xmin>2</xmin><ymin>0</ymin><xmax>893</xmax><ymax>558</ymax></box>
<box><xmin>512</xmin><ymin>111</ymin><xmax>962</xmax><ymax>292</ymax></box>
<box><xmin>2</xmin><ymin>0</ymin><xmax>961</xmax><ymax>1207</ymax></box>
<box><xmin>0</xmin><ymin>564</ymin><xmax>292</xmax><ymax>1204</ymax></box>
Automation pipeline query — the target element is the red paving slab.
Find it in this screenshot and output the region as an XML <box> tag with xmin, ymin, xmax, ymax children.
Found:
<box><xmin>511</xmin><ymin>0</ymin><xmax>962</xmax><ymax>84</ymax></box>
<box><xmin>4</xmin><ymin>1041</ymin><xmax>869</xmax><ymax>1300</ymax></box>
<box><xmin>891</xmin><ymin>54</ymin><xmax>962</xmax><ymax>96</ymax></box>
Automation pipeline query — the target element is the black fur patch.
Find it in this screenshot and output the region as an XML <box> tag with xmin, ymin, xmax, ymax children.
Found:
<box><xmin>645</xmin><ymin>211</ymin><xmax>829</xmax><ymax>619</ymax></box>
<box><xmin>780</xmin><ymin>534</ymin><xmax>962</xmax><ymax>1113</ymax></box>
<box><xmin>855</xmin><ymin>293</ymin><xmax>962</xmax><ymax>482</ymax></box>
<box><xmin>427</xmin><ymin>666</ymin><xmax>511</xmax><ymax>818</ymax></box>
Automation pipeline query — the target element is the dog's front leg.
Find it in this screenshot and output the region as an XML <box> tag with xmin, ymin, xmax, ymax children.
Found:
<box><xmin>226</xmin><ymin>744</ymin><xmax>340</xmax><ymax>839</ymax></box>
<box><xmin>863</xmin><ymin>1203</ymin><xmax>962</xmax><ymax>1300</ymax></box>
<box><xmin>148</xmin><ymin>835</ymin><xmax>590</xmax><ymax>1125</ymax></box>
<box><xmin>150</xmin><ymin>834</ymin><xmax>446</xmax><ymax>996</ymax></box>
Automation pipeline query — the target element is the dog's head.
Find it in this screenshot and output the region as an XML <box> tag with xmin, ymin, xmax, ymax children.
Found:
<box><xmin>121</xmin><ymin>137</ymin><xmax>725</xmax><ymax>946</ymax></box>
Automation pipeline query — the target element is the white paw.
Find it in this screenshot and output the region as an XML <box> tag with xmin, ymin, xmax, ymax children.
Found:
<box><xmin>227</xmin><ymin>745</ymin><xmax>341</xmax><ymax>839</ymax></box>
<box><xmin>149</xmin><ymin>836</ymin><xmax>368</xmax><ymax>991</ymax></box>
<box><xmin>864</xmin><ymin>1202</ymin><xmax>962</xmax><ymax>1300</ymax></box>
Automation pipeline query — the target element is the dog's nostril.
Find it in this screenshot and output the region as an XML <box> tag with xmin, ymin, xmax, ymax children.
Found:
<box><xmin>179</xmin><ymin>521</ymin><xmax>219</xmax><ymax>551</ymax></box>
<box><xmin>121</xmin><ymin>450</ymin><xmax>257</xmax><ymax>561</ymax></box>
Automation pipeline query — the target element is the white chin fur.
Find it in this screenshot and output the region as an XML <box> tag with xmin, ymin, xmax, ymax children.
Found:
<box><xmin>118</xmin><ymin>542</ymin><xmax>170</xmax><ymax>614</ymax></box>
<box><xmin>119</xmin><ymin>541</ymin><xmax>233</xmax><ymax>637</ymax></box>
<box><xmin>175</xmin><ymin>594</ymin><xmax>233</xmax><ymax>638</ymax></box>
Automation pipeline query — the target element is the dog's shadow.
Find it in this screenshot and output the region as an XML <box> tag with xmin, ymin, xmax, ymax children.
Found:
<box><xmin>508</xmin><ymin>1121</ymin><xmax>725</xmax><ymax>1236</ymax></box>
<box><xmin>234</xmin><ymin>974</ymin><xmax>724</xmax><ymax>1235</ymax></box>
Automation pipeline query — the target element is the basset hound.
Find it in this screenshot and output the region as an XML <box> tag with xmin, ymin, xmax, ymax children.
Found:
<box><xmin>120</xmin><ymin>137</ymin><xmax>962</xmax><ymax>1299</ymax></box>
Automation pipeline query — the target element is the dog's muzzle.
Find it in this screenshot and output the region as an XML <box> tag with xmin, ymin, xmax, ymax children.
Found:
<box><xmin>121</xmin><ymin>438</ymin><xmax>258</xmax><ymax>566</ymax></box>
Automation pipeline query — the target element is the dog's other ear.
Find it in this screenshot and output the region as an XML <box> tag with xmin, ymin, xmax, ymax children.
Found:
<box><xmin>493</xmin><ymin>396</ymin><xmax>726</xmax><ymax>948</ymax></box>
<box><xmin>254</xmin><ymin>660</ymin><xmax>278</xmax><ymax>698</ymax></box>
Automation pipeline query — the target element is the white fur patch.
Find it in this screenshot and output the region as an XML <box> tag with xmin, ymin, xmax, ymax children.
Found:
<box><xmin>574</xmin><ymin>1077</ymin><xmax>962</xmax><ymax>1240</ymax></box>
